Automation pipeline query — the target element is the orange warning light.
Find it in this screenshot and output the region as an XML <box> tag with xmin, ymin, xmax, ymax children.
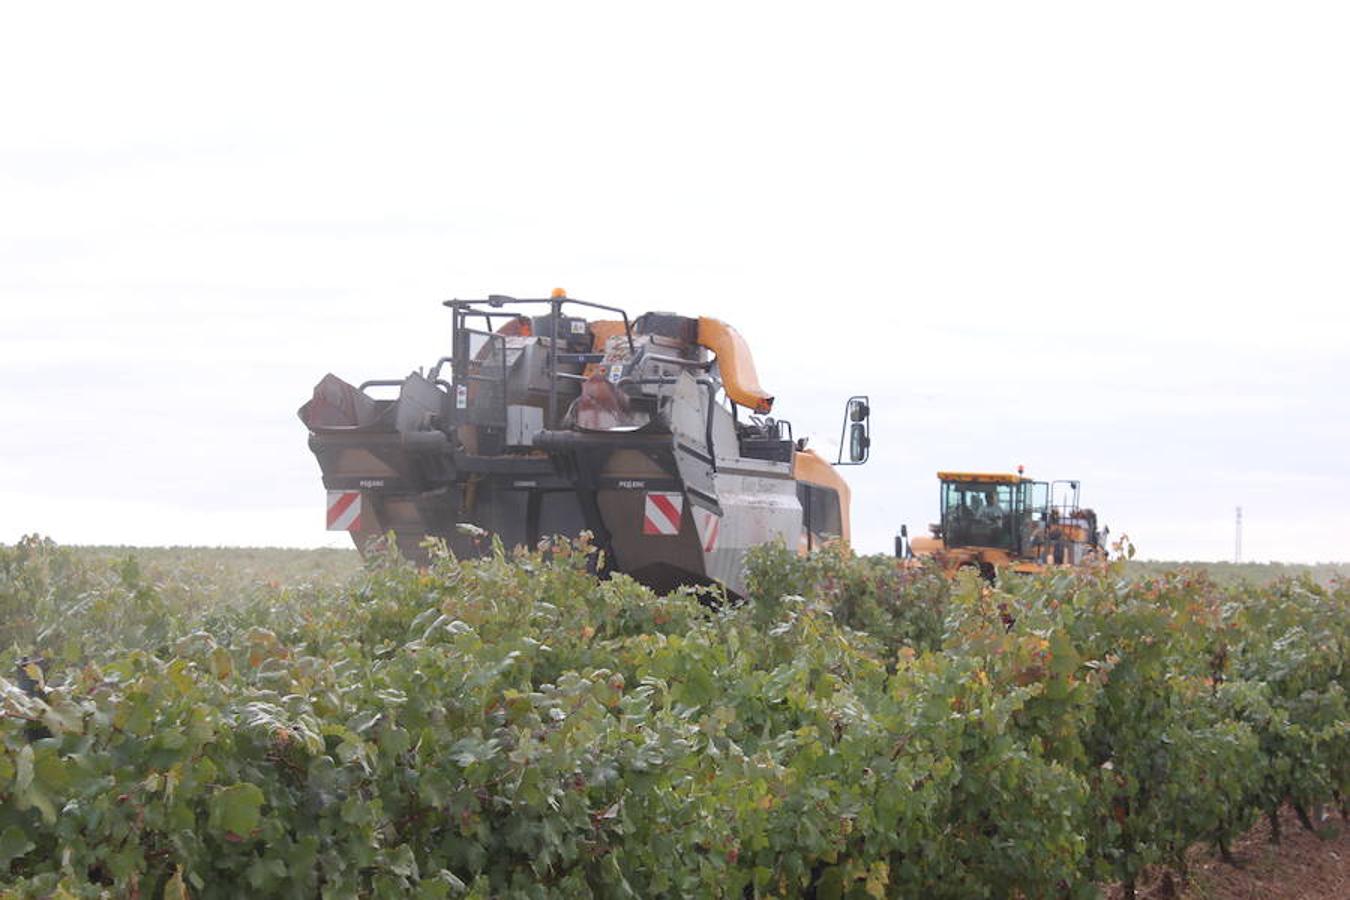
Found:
<box><xmin>551</xmin><ymin>287</ymin><xmax>567</xmax><ymax>299</ymax></box>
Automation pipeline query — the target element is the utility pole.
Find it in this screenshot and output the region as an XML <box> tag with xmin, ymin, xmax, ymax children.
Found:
<box><xmin>1235</xmin><ymin>506</ymin><xmax>1242</xmax><ymax>564</ymax></box>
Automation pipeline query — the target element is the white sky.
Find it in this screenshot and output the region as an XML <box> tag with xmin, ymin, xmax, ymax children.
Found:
<box><xmin>2</xmin><ymin>2</ymin><xmax>1347</xmax><ymax>562</ymax></box>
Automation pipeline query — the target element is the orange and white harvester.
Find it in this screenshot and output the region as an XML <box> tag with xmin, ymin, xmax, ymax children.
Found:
<box><xmin>299</xmin><ymin>290</ymin><xmax>870</xmax><ymax>597</ymax></box>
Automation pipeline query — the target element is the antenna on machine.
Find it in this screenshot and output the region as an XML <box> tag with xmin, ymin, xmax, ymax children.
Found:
<box><xmin>1235</xmin><ymin>506</ymin><xmax>1243</xmax><ymax>564</ymax></box>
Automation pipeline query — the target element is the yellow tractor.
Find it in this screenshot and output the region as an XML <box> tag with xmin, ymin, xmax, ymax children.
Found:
<box><xmin>899</xmin><ymin>470</ymin><xmax>1106</xmax><ymax>579</ymax></box>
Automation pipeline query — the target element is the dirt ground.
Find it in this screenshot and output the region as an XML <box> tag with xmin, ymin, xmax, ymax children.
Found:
<box><xmin>1111</xmin><ymin>805</ymin><xmax>1346</xmax><ymax>899</ymax></box>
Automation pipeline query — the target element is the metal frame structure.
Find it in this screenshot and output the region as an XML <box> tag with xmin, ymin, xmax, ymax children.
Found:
<box><xmin>443</xmin><ymin>295</ymin><xmax>635</xmax><ymax>430</ymax></box>
<box><xmin>299</xmin><ymin>293</ymin><xmax>867</xmax><ymax>596</ymax></box>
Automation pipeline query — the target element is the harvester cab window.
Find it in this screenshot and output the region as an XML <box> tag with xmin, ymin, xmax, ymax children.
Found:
<box><xmin>799</xmin><ymin>483</ymin><xmax>842</xmax><ymax>551</ymax></box>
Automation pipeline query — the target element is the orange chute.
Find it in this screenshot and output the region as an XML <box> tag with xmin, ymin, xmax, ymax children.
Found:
<box><xmin>696</xmin><ymin>317</ymin><xmax>773</xmax><ymax>414</ymax></box>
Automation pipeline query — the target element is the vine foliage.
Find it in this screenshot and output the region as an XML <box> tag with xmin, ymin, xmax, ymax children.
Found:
<box><xmin>0</xmin><ymin>535</ymin><xmax>1345</xmax><ymax>897</ymax></box>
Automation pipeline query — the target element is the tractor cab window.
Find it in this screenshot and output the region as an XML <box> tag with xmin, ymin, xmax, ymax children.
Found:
<box><xmin>942</xmin><ymin>481</ymin><xmax>1016</xmax><ymax>550</ymax></box>
<box><xmin>1026</xmin><ymin>481</ymin><xmax>1049</xmax><ymax>516</ymax></box>
<box><xmin>1017</xmin><ymin>481</ymin><xmax>1050</xmax><ymax>557</ymax></box>
<box><xmin>1023</xmin><ymin>481</ymin><xmax>1049</xmax><ymax>526</ymax></box>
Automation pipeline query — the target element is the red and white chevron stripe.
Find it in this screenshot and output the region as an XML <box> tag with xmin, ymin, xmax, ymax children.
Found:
<box><xmin>326</xmin><ymin>490</ymin><xmax>362</xmax><ymax>531</ymax></box>
<box><xmin>643</xmin><ymin>492</ymin><xmax>683</xmax><ymax>535</ymax></box>
<box><xmin>693</xmin><ymin>507</ymin><xmax>721</xmax><ymax>552</ymax></box>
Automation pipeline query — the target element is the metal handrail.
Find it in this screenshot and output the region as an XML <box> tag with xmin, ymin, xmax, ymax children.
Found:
<box><xmin>427</xmin><ymin>356</ymin><xmax>454</xmax><ymax>381</ymax></box>
<box><xmin>444</xmin><ymin>296</ymin><xmax>637</xmax><ymax>430</ymax></box>
<box><xmin>358</xmin><ymin>379</ymin><xmax>405</xmax><ymax>393</ymax></box>
<box><xmin>643</xmin><ymin>353</ymin><xmax>711</xmax><ymax>371</ymax></box>
<box><xmin>443</xmin><ymin>296</ymin><xmax>635</xmax><ymax>354</ymax></box>
<box><xmin>452</xmin><ymin>326</ymin><xmax>510</xmax><ymax>427</ymax></box>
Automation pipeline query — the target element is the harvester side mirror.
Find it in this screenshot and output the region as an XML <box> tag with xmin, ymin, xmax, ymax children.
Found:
<box><xmin>836</xmin><ymin>395</ymin><xmax>871</xmax><ymax>465</ymax></box>
<box><xmin>849</xmin><ymin>423</ymin><xmax>870</xmax><ymax>463</ymax></box>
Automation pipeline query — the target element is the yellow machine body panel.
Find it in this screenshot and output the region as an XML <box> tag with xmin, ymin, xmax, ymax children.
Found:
<box><xmin>936</xmin><ymin>471</ymin><xmax>1027</xmax><ymax>485</ymax></box>
<box><xmin>793</xmin><ymin>449</ymin><xmax>852</xmax><ymax>545</ymax></box>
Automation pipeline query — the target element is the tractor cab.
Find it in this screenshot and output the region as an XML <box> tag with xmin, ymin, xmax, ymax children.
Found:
<box><xmin>938</xmin><ymin>472</ymin><xmax>1045</xmax><ymax>556</ymax></box>
<box><xmin>904</xmin><ymin>469</ymin><xmax>1105</xmax><ymax>577</ymax></box>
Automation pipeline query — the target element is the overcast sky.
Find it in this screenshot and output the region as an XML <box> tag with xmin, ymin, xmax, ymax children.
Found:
<box><xmin>2</xmin><ymin>2</ymin><xmax>1347</xmax><ymax>562</ymax></box>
